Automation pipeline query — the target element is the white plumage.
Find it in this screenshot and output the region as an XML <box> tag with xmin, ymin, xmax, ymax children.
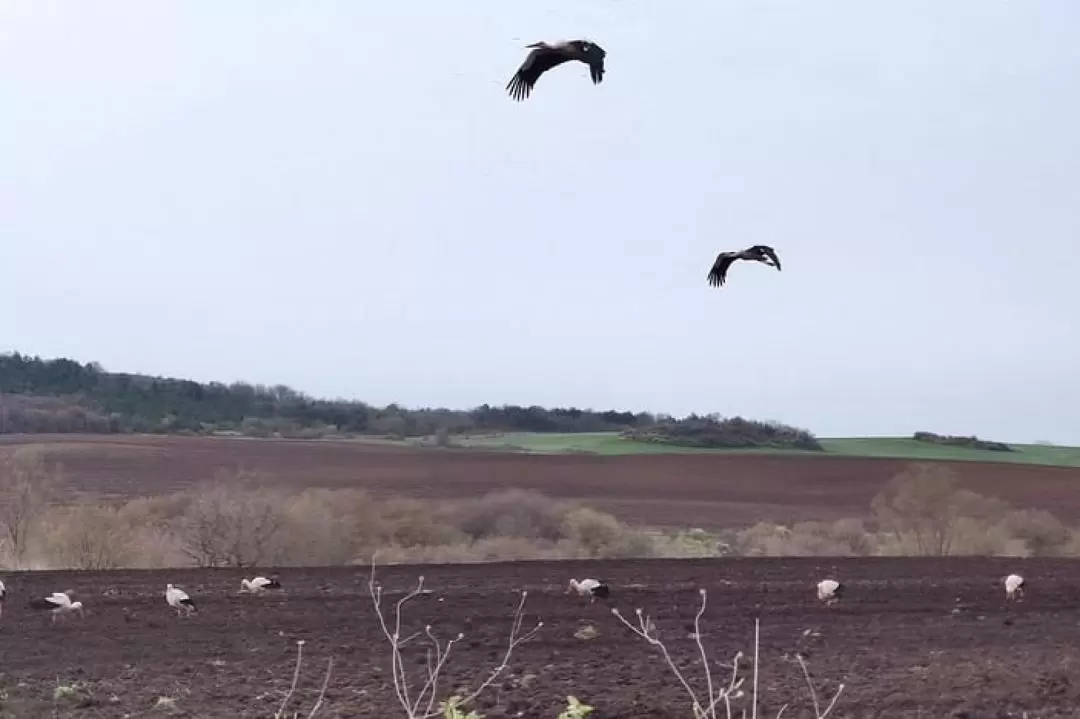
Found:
<box><xmin>165</xmin><ymin>583</ymin><xmax>197</xmax><ymax>616</ymax></box>
<box><xmin>1004</xmin><ymin>573</ymin><xmax>1025</xmax><ymax>600</ymax></box>
<box><xmin>240</xmin><ymin>575</ymin><xmax>282</xmax><ymax>593</ymax></box>
<box><xmin>30</xmin><ymin>589</ymin><xmax>84</xmax><ymax>623</ymax></box>
<box><xmin>567</xmin><ymin>578</ymin><xmax>610</xmax><ymax>602</ymax></box>
<box><xmin>816</xmin><ymin>579</ymin><xmax>843</xmax><ymax>605</ymax></box>
<box><xmin>0</xmin><ymin>578</ymin><xmax>6</xmax><ymax>620</ymax></box>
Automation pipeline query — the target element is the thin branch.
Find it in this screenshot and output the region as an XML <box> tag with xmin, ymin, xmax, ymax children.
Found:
<box><xmin>369</xmin><ymin>555</ymin><xmax>542</xmax><ymax>719</ymax></box>
<box><xmin>306</xmin><ymin>657</ymin><xmax>333</xmax><ymax>719</ymax></box>
<box><xmin>795</xmin><ymin>654</ymin><xmax>845</xmax><ymax>719</ymax></box>
<box><xmin>274</xmin><ymin>640</ymin><xmax>305</xmax><ymax>719</ymax></box>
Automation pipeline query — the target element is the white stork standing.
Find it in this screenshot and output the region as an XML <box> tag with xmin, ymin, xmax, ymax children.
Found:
<box><xmin>165</xmin><ymin>584</ymin><xmax>197</xmax><ymax>617</ymax></box>
<box><xmin>816</xmin><ymin>579</ymin><xmax>843</xmax><ymax>606</ymax></box>
<box><xmin>240</xmin><ymin>575</ymin><xmax>282</xmax><ymax>593</ymax></box>
<box><xmin>567</xmin><ymin>578</ymin><xmax>611</xmax><ymax>602</ymax></box>
<box><xmin>1004</xmin><ymin>573</ymin><xmax>1025</xmax><ymax>601</ymax></box>
<box><xmin>0</xmin><ymin>578</ymin><xmax>6</xmax><ymax>620</ymax></box>
<box><xmin>29</xmin><ymin>590</ymin><xmax>85</xmax><ymax>623</ymax></box>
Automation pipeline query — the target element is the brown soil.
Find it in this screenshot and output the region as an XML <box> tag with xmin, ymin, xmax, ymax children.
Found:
<box><xmin>3</xmin><ymin>434</ymin><xmax>1080</xmax><ymax>527</ymax></box>
<box><xmin>1</xmin><ymin>558</ymin><xmax>1078</xmax><ymax>718</ymax></box>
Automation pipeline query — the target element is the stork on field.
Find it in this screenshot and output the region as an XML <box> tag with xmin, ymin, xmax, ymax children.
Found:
<box><xmin>165</xmin><ymin>584</ymin><xmax>197</xmax><ymax>617</ymax></box>
<box><xmin>29</xmin><ymin>590</ymin><xmax>85</xmax><ymax>623</ymax></box>
<box><xmin>1004</xmin><ymin>573</ymin><xmax>1025</xmax><ymax>601</ymax></box>
<box><xmin>240</xmin><ymin>575</ymin><xmax>282</xmax><ymax>593</ymax></box>
<box><xmin>0</xmin><ymin>578</ymin><xmax>6</xmax><ymax>620</ymax></box>
<box><xmin>567</xmin><ymin>578</ymin><xmax>611</xmax><ymax>602</ymax></box>
<box><xmin>816</xmin><ymin>579</ymin><xmax>843</xmax><ymax>606</ymax></box>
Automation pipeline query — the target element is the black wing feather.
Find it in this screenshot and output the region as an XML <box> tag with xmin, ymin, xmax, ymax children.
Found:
<box><xmin>707</xmin><ymin>253</ymin><xmax>737</xmax><ymax>287</ymax></box>
<box><xmin>506</xmin><ymin>48</ymin><xmax>572</xmax><ymax>101</ymax></box>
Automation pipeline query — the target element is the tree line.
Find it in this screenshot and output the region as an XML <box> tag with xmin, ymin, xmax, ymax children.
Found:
<box><xmin>0</xmin><ymin>352</ymin><xmax>660</xmax><ymax>437</ymax></box>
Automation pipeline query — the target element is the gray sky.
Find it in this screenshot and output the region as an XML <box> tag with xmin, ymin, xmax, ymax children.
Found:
<box><xmin>2</xmin><ymin>1</ymin><xmax>1078</xmax><ymax>443</ymax></box>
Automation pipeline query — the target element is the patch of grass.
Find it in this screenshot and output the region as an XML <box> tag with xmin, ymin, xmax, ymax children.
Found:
<box><xmin>455</xmin><ymin>432</ymin><xmax>1080</xmax><ymax>468</ymax></box>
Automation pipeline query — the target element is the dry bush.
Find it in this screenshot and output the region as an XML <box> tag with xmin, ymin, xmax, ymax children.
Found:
<box><xmin>649</xmin><ymin>528</ymin><xmax>732</xmax><ymax>558</ymax></box>
<box><xmin>42</xmin><ymin>502</ymin><xmax>135</xmax><ymax>569</ymax></box>
<box><xmin>0</xmin><ymin>445</ymin><xmax>62</xmax><ymax>568</ymax></box>
<box><xmin>559</xmin><ymin>506</ymin><xmax>654</xmax><ymax>558</ymax></box>
<box><xmin>871</xmin><ymin>463</ymin><xmax>1009</xmax><ymax>556</ymax></box>
<box><xmin>1001</xmin><ymin>509</ymin><xmax>1072</xmax><ymax>556</ymax></box>
<box><xmin>276</xmin><ymin>489</ymin><xmax>381</xmax><ymax>565</ymax></box>
<box><xmin>734</xmin><ymin>520</ymin><xmax>874</xmax><ymax>557</ymax></box>
<box><xmin>377</xmin><ymin>498</ymin><xmax>465</xmax><ymax>548</ymax></box>
<box><xmin>177</xmin><ymin>472</ymin><xmax>289</xmax><ymax>567</ymax></box>
<box><xmin>452</xmin><ymin>489</ymin><xmax>569</xmax><ymax>542</ymax></box>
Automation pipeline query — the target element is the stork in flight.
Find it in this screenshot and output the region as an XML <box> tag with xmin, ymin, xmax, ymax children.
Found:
<box><xmin>506</xmin><ymin>40</ymin><xmax>606</xmax><ymax>101</ymax></box>
<box><xmin>706</xmin><ymin>245</ymin><xmax>782</xmax><ymax>288</ymax></box>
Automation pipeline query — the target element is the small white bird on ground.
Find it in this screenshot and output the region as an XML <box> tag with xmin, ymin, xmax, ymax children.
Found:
<box><xmin>567</xmin><ymin>578</ymin><xmax>611</xmax><ymax>602</ymax></box>
<box><xmin>1004</xmin><ymin>573</ymin><xmax>1025</xmax><ymax>601</ymax></box>
<box><xmin>29</xmin><ymin>590</ymin><xmax>84</xmax><ymax>623</ymax></box>
<box><xmin>816</xmin><ymin>579</ymin><xmax>843</xmax><ymax>606</ymax></box>
<box><xmin>240</xmin><ymin>575</ymin><xmax>282</xmax><ymax>593</ymax></box>
<box><xmin>165</xmin><ymin>584</ymin><xmax>197</xmax><ymax>617</ymax></box>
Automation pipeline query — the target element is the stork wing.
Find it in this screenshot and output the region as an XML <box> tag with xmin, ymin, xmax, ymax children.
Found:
<box><xmin>506</xmin><ymin>46</ymin><xmax>572</xmax><ymax>101</ymax></box>
<box><xmin>252</xmin><ymin>577</ymin><xmax>270</xmax><ymax>588</ymax></box>
<box><xmin>47</xmin><ymin>593</ymin><xmax>71</xmax><ymax>607</ymax></box>
<box><xmin>707</xmin><ymin>253</ymin><xmax>737</xmax><ymax>287</ymax></box>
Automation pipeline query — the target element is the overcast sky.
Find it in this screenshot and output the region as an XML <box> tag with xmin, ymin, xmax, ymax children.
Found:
<box><xmin>2</xmin><ymin>1</ymin><xmax>1078</xmax><ymax>443</ymax></box>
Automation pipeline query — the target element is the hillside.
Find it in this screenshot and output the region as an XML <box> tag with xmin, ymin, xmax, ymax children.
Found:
<box><xmin>0</xmin><ymin>353</ymin><xmax>816</xmax><ymax>451</ymax></box>
<box><xmin>456</xmin><ymin>432</ymin><xmax>1080</xmax><ymax>468</ymax></box>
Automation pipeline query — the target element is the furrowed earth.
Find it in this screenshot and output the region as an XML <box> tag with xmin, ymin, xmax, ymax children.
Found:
<box><xmin>3</xmin><ymin>558</ymin><xmax>1080</xmax><ymax>718</ymax></box>
<box><xmin>4</xmin><ymin>434</ymin><xmax>1080</xmax><ymax>717</ymax></box>
<box><xmin>4</xmin><ymin>434</ymin><xmax>1080</xmax><ymax>527</ymax></box>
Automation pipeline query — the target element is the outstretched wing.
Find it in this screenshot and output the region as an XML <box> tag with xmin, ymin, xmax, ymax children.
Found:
<box><xmin>506</xmin><ymin>47</ymin><xmax>572</xmax><ymax>101</ymax></box>
<box><xmin>746</xmin><ymin>244</ymin><xmax>781</xmax><ymax>271</ymax></box>
<box><xmin>707</xmin><ymin>252</ymin><xmax>737</xmax><ymax>287</ymax></box>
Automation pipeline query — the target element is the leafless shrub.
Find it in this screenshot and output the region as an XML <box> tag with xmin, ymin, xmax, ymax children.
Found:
<box><xmin>177</xmin><ymin>471</ymin><xmax>288</xmax><ymax>567</ymax></box>
<box><xmin>613</xmin><ymin>590</ymin><xmax>845</xmax><ymax>719</ymax></box>
<box><xmin>44</xmin><ymin>501</ymin><xmax>135</xmax><ymax>569</ymax></box>
<box><xmin>368</xmin><ymin>557</ymin><xmax>542</xmax><ymax>718</ymax></box>
<box><xmin>0</xmin><ymin>445</ymin><xmax>62</xmax><ymax>568</ymax></box>
<box><xmin>1001</xmin><ymin>509</ymin><xmax>1072</xmax><ymax>556</ymax></box>
<box><xmin>452</xmin><ymin>489</ymin><xmax>569</xmax><ymax>542</ymax></box>
<box><xmin>871</xmin><ymin>463</ymin><xmax>1008</xmax><ymax>556</ymax></box>
<box><xmin>734</xmin><ymin>519</ymin><xmax>874</xmax><ymax>557</ymax></box>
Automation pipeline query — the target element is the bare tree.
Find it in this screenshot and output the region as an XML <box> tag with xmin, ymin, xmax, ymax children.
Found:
<box><xmin>49</xmin><ymin>503</ymin><xmax>134</xmax><ymax>570</ymax></box>
<box><xmin>871</xmin><ymin>463</ymin><xmax>1007</xmax><ymax>556</ymax></box>
<box><xmin>0</xmin><ymin>445</ymin><xmax>60</xmax><ymax>568</ymax></box>
<box><xmin>178</xmin><ymin>471</ymin><xmax>287</xmax><ymax>567</ymax></box>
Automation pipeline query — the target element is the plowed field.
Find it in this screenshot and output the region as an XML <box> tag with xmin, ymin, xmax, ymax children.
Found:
<box><xmin>2</xmin><ymin>557</ymin><xmax>1079</xmax><ymax>718</ymax></box>
<box><xmin>4</xmin><ymin>434</ymin><xmax>1080</xmax><ymax>527</ymax></box>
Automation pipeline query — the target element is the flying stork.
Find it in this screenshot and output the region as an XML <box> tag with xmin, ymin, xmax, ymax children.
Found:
<box><xmin>506</xmin><ymin>40</ymin><xmax>606</xmax><ymax>101</ymax></box>
<box><xmin>706</xmin><ymin>245</ymin><xmax>782</xmax><ymax>288</ymax></box>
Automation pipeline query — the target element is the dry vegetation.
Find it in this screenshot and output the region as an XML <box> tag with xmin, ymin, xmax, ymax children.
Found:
<box><xmin>2</xmin><ymin>444</ymin><xmax>1079</xmax><ymax>571</ymax></box>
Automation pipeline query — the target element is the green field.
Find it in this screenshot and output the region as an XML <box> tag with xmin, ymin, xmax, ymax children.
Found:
<box><xmin>455</xmin><ymin>432</ymin><xmax>1080</xmax><ymax>467</ymax></box>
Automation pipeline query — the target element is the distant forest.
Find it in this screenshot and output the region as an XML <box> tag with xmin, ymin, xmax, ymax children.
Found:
<box><xmin>0</xmin><ymin>353</ymin><xmax>819</xmax><ymax>449</ymax></box>
<box><xmin>0</xmin><ymin>352</ymin><xmax>658</xmax><ymax>437</ymax></box>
